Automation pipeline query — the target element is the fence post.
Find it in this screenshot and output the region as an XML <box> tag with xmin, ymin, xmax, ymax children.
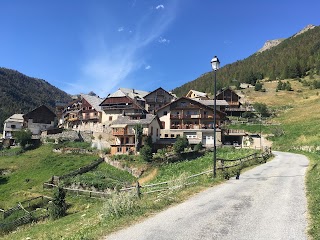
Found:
<box><xmin>136</xmin><ymin>181</ymin><xmax>141</xmax><ymax>199</ymax></box>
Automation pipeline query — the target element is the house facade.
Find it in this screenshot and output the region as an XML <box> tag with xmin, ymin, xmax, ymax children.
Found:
<box><xmin>144</xmin><ymin>87</ymin><xmax>176</xmax><ymax>113</ymax></box>
<box><xmin>156</xmin><ymin>97</ymin><xmax>226</xmax><ymax>147</ymax></box>
<box><xmin>215</xmin><ymin>87</ymin><xmax>251</xmax><ymax>116</ymax></box>
<box><xmin>62</xmin><ymin>94</ymin><xmax>106</xmax><ymax>132</ymax></box>
<box><xmin>99</xmin><ymin>89</ymin><xmax>148</xmax><ymax>126</ymax></box>
<box><xmin>109</xmin><ymin>114</ymin><xmax>161</xmax><ymax>154</ymax></box>
<box><xmin>2</xmin><ymin>114</ymin><xmax>24</xmax><ymax>139</ymax></box>
<box><xmin>23</xmin><ymin>105</ymin><xmax>57</xmax><ymax>138</ymax></box>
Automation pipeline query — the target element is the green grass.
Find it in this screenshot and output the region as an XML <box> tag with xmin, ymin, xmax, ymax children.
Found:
<box><xmin>61</xmin><ymin>162</ymin><xmax>137</xmax><ymax>191</ymax></box>
<box><xmin>0</xmin><ymin>145</ymin><xmax>98</xmax><ymax>209</ymax></box>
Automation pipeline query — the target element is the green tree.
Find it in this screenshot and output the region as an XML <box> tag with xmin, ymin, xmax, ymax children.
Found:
<box><xmin>134</xmin><ymin>124</ymin><xmax>143</xmax><ymax>153</ymax></box>
<box><xmin>254</xmin><ymin>82</ymin><xmax>263</xmax><ymax>91</ymax></box>
<box><xmin>49</xmin><ymin>187</ymin><xmax>67</xmax><ymax>220</ymax></box>
<box><xmin>140</xmin><ymin>136</ymin><xmax>153</xmax><ymax>162</ymax></box>
<box><xmin>173</xmin><ymin>136</ymin><xmax>189</xmax><ymax>154</ymax></box>
<box><xmin>253</xmin><ymin>102</ymin><xmax>270</xmax><ymax>117</ymax></box>
<box><xmin>140</xmin><ymin>145</ymin><xmax>153</xmax><ymax>162</ymax></box>
<box><xmin>13</xmin><ymin>129</ymin><xmax>32</xmax><ymax>149</ymax></box>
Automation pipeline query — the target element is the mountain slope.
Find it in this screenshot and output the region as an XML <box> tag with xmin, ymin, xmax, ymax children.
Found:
<box><xmin>172</xmin><ymin>25</ymin><xmax>320</xmax><ymax>97</ymax></box>
<box><xmin>0</xmin><ymin>67</ymin><xmax>72</xmax><ymax>130</ymax></box>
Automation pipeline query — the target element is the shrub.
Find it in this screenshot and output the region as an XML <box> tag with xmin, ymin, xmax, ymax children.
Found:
<box><xmin>13</xmin><ymin>129</ymin><xmax>32</xmax><ymax>149</ymax></box>
<box><xmin>173</xmin><ymin>136</ymin><xmax>189</xmax><ymax>154</ymax></box>
<box><xmin>103</xmin><ymin>148</ymin><xmax>111</xmax><ymax>154</ymax></box>
<box><xmin>140</xmin><ymin>145</ymin><xmax>153</xmax><ymax>162</ymax></box>
<box><xmin>194</xmin><ymin>142</ymin><xmax>203</xmax><ymax>152</ymax></box>
<box><xmin>49</xmin><ymin>187</ymin><xmax>67</xmax><ymax>220</ymax></box>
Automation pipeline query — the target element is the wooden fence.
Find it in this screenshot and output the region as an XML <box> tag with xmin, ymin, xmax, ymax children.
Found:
<box><xmin>43</xmin><ymin>150</ymin><xmax>272</xmax><ymax>200</ymax></box>
<box><xmin>0</xmin><ymin>150</ymin><xmax>24</xmax><ymax>157</ymax></box>
<box><xmin>43</xmin><ymin>183</ymin><xmax>111</xmax><ymax>198</ymax></box>
<box><xmin>0</xmin><ymin>196</ymin><xmax>51</xmax><ymax>220</ymax></box>
<box><xmin>0</xmin><ymin>210</ymin><xmax>49</xmax><ymax>233</ymax></box>
<box><xmin>0</xmin><ymin>196</ymin><xmax>51</xmax><ymax>233</ymax></box>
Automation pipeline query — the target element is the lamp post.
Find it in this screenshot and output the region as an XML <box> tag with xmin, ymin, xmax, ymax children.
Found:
<box><xmin>211</xmin><ymin>56</ymin><xmax>220</xmax><ymax>178</ymax></box>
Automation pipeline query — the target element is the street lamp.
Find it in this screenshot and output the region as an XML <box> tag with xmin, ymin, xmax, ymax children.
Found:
<box><xmin>211</xmin><ymin>56</ymin><xmax>220</xmax><ymax>178</ymax></box>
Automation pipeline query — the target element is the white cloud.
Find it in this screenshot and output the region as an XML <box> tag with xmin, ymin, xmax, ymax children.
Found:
<box><xmin>156</xmin><ymin>5</ymin><xmax>165</xmax><ymax>10</ymax></box>
<box><xmin>159</xmin><ymin>37</ymin><xmax>170</xmax><ymax>44</ymax></box>
<box><xmin>79</xmin><ymin>2</ymin><xmax>178</xmax><ymax>96</ymax></box>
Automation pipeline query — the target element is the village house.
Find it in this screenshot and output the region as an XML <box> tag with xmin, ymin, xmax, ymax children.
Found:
<box><xmin>185</xmin><ymin>89</ymin><xmax>210</xmax><ymax>100</ymax></box>
<box><xmin>2</xmin><ymin>114</ymin><xmax>24</xmax><ymax>141</ymax></box>
<box><xmin>62</xmin><ymin>94</ymin><xmax>106</xmax><ymax>132</ymax></box>
<box><xmin>109</xmin><ymin>114</ymin><xmax>161</xmax><ymax>154</ymax></box>
<box><xmin>156</xmin><ymin>97</ymin><xmax>226</xmax><ymax>147</ymax></box>
<box><xmin>215</xmin><ymin>87</ymin><xmax>252</xmax><ymax>116</ymax></box>
<box><xmin>23</xmin><ymin>105</ymin><xmax>57</xmax><ymax>138</ymax></box>
<box><xmin>99</xmin><ymin>88</ymin><xmax>149</xmax><ymax>126</ymax></box>
<box><xmin>144</xmin><ymin>87</ymin><xmax>176</xmax><ymax>113</ymax></box>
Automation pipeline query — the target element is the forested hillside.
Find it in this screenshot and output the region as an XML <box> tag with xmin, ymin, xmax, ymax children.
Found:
<box><xmin>0</xmin><ymin>68</ymin><xmax>72</xmax><ymax>130</ymax></box>
<box><xmin>173</xmin><ymin>25</ymin><xmax>320</xmax><ymax>97</ymax></box>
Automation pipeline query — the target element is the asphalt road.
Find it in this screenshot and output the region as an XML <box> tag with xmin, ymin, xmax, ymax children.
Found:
<box><xmin>105</xmin><ymin>151</ymin><xmax>309</xmax><ymax>240</ymax></box>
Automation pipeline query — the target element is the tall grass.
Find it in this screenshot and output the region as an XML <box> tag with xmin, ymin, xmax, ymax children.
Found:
<box><xmin>303</xmin><ymin>152</ymin><xmax>320</xmax><ymax>239</ymax></box>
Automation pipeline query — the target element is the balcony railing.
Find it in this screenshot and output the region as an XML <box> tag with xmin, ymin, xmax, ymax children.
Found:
<box><xmin>170</xmin><ymin>114</ymin><xmax>214</xmax><ymax>119</ymax></box>
<box><xmin>170</xmin><ymin>124</ymin><xmax>214</xmax><ymax>130</ymax></box>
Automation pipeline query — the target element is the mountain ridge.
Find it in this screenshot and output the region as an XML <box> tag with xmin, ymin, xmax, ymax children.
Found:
<box><xmin>172</xmin><ymin>24</ymin><xmax>320</xmax><ymax>97</ymax></box>
<box><xmin>0</xmin><ymin>67</ymin><xmax>72</xmax><ymax>130</ymax></box>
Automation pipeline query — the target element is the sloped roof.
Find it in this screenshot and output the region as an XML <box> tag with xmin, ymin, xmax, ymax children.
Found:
<box><xmin>195</xmin><ymin>99</ymin><xmax>229</xmax><ymax>106</ymax></box>
<box><xmin>156</xmin><ymin>96</ymin><xmax>226</xmax><ymax>116</ymax></box>
<box><xmin>4</xmin><ymin>114</ymin><xmax>24</xmax><ymax>123</ymax></box>
<box><xmin>108</xmin><ymin>89</ymin><xmax>127</xmax><ymax>98</ymax></box>
<box><xmin>216</xmin><ymin>87</ymin><xmax>241</xmax><ymax>99</ymax></box>
<box><xmin>81</xmin><ymin>94</ymin><xmax>103</xmax><ymax>111</ymax></box>
<box><xmin>110</xmin><ymin>114</ymin><xmax>157</xmax><ymax>127</ymax></box>
<box><xmin>144</xmin><ymin>87</ymin><xmax>176</xmax><ymax>99</ymax></box>
<box><xmin>119</xmin><ymin>88</ymin><xmax>149</xmax><ymax>100</ymax></box>
<box><xmin>186</xmin><ymin>89</ymin><xmax>208</xmax><ymax>98</ymax></box>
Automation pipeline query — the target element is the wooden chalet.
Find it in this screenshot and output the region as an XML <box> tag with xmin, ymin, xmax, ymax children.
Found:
<box><xmin>144</xmin><ymin>87</ymin><xmax>176</xmax><ymax>113</ymax></box>
<box><xmin>156</xmin><ymin>97</ymin><xmax>226</xmax><ymax>147</ymax></box>
<box><xmin>99</xmin><ymin>89</ymin><xmax>148</xmax><ymax>125</ymax></box>
<box><xmin>23</xmin><ymin>105</ymin><xmax>56</xmax><ymax>137</ymax></box>
<box><xmin>185</xmin><ymin>89</ymin><xmax>210</xmax><ymax>100</ymax></box>
<box><xmin>215</xmin><ymin>87</ymin><xmax>249</xmax><ymax>116</ymax></box>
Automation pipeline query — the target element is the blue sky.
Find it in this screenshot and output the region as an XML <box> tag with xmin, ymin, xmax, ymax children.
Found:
<box><xmin>1</xmin><ymin>0</ymin><xmax>319</xmax><ymax>98</ymax></box>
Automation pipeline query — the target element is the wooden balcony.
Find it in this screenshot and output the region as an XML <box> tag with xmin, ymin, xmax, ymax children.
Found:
<box><xmin>112</xmin><ymin>129</ymin><xmax>135</xmax><ymax>136</ymax></box>
<box><xmin>171</xmin><ymin>124</ymin><xmax>214</xmax><ymax>130</ymax></box>
<box><xmin>171</xmin><ymin>114</ymin><xmax>214</xmax><ymax>119</ymax></box>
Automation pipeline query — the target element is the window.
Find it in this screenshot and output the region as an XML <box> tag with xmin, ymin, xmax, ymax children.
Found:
<box><xmin>109</xmin><ymin>116</ymin><xmax>113</xmax><ymax>121</ymax></box>
<box><xmin>180</xmin><ymin>101</ymin><xmax>187</xmax><ymax>107</ymax></box>
<box><xmin>163</xmin><ymin>111</ymin><xmax>167</xmax><ymax>115</ymax></box>
<box><xmin>11</xmin><ymin>125</ymin><xmax>16</xmax><ymax>129</ymax></box>
<box><xmin>156</xmin><ymin>128</ymin><xmax>159</xmax><ymax>137</ymax></box>
<box><xmin>151</xmin><ymin>126</ymin><xmax>154</xmax><ymax>135</ymax></box>
<box><xmin>165</xmin><ymin>134</ymin><xmax>168</xmax><ymax>138</ymax></box>
<box><xmin>171</xmin><ymin>134</ymin><xmax>174</xmax><ymax>138</ymax></box>
<box><xmin>117</xmin><ymin>147</ymin><xmax>122</xmax><ymax>152</ymax></box>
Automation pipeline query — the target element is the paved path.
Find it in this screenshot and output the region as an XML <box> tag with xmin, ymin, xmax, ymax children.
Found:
<box><xmin>105</xmin><ymin>151</ymin><xmax>309</xmax><ymax>240</ymax></box>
